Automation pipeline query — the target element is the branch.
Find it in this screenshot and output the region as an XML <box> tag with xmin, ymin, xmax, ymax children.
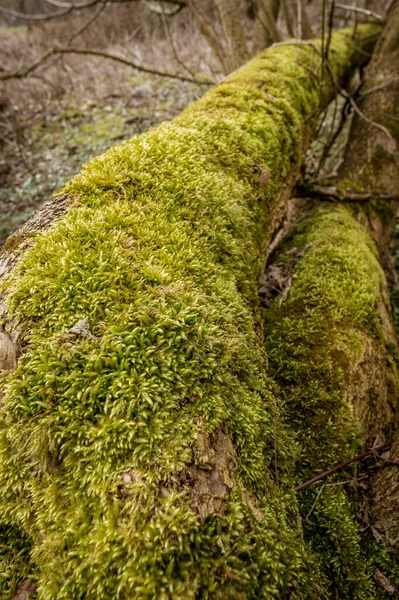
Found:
<box><xmin>42</xmin><ymin>0</ymin><xmax>102</xmax><ymax>7</ymax></box>
<box><xmin>158</xmin><ymin>0</ymin><xmax>195</xmax><ymax>78</ymax></box>
<box><xmin>360</xmin><ymin>76</ymin><xmax>399</xmax><ymax>97</ymax></box>
<box><xmin>258</xmin><ymin>0</ymin><xmax>281</xmax><ymax>43</ymax></box>
<box><xmin>0</xmin><ymin>0</ymin><xmax>186</xmax><ymax>21</ymax></box>
<box><xmin>335</xmin><ymin>3</ymin><xmax>383</xmax><ymax>21</ymax></box>
<box><xmin>187</xmin><ymin>0</ymin><xmax>227</xmax><ymax>73</ymax></box>
<box><xmin>0</xmin><ymin>47</ymin><xmax>212</xmax><ymax>85</ymax></box>
<box><xmin>67</xmin><ymin>1</ymin><xmax>107</xmax><ymax>43</ymax></box>
<box><xmin>0</xmin><ymin>3</ymin><xmax>75</xmax><ymax>20</ymax></box>
<box><xmin>295</xmin><ymin>184</ymin><xmax>399</xmax><ymax>202</ymax></box>
<box><xmin>347</xmin><ymin>94</ymin><xmax>396</xmax><ymax>149</ymax></box>
<box><xmin>295</xmin><ymin>444</ymin><xmax>391</xmax><ymax>492</ymax></box>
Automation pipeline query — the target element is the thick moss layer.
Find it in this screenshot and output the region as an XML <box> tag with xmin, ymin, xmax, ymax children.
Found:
<box><xmin>0</xmin><ymin>27</ymin><xmax>379</xmax><ymax>598</ymax></box>
<box><xmin>264</xmin><ymin>204</ymin><xmax>399</xmax><ymax>598</ymax></box>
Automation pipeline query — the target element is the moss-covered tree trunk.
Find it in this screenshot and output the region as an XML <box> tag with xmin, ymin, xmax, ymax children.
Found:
<box><xmin>262</xmin><ymin>1</ymin><xmax>399</xmax><ymax>594</ymax></box>
<box><xmin>338</xmin><ymin>0</ymin><xmax>399</xmax><ymax>557</ymax></box>
<box><xmin>0</xmin><ymin>24</ymin><xmax>385</xmax><ymax>600</ymax></box>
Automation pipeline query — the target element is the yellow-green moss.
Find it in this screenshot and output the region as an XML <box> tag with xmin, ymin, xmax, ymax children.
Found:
<box><xmin>0</xmin><ymin>26</ymin><xmax>381</xmax><ymax>599</ymax></box>
<box><xmin>264</xmin><ymin>205</ymin><xmax>398</xmax><ymax>598</ymax></box>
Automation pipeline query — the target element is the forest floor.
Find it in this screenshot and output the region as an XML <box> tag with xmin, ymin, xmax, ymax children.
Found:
<box><xmin>0</xmin><ymin>72</ymin><xmax>202</xmax><ymax>244</ymax></box>
<box><xmin>0</xmin><ymin>11</ymin><xmax>211</xmax><ymax>245</ymax></box>
<box><xmin>0</xmin><ymin>28</ymin><xmax>204</xmax><ymax>244</ymax></box>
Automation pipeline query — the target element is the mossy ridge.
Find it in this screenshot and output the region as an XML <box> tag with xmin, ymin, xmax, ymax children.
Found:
<box><xmin>264</xmin><ymin>205</ymin><xmax>398</xmax><ymax>598</ymax></box>
<box><xmin>0</xmin><ymin>26</ymin><xmax>379</xmax><ymax>598</ymax></box>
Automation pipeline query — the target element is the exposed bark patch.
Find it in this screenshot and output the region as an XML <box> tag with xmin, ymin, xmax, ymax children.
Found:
<box><xmin>0</xmin><ymin>332</ymin><xmax>19</xmax><ymax>372</ymax></box>
<box><xmin>374</xmin><ymin>569</ymin><xmax>396</xmax><ymax>596</ymax></box>
<box><xmin>371</xmin><ymin>439</ymin><xmax>399</xmax><ymax>554</ymax></box>
<box><xmin>344</xmin><ymin>329</ymin><xmax>398</xmax><ymax>442</ymax></box>
<box><xmin>13</xmin><ymin>579</ymin><xmax>38</xmax><ymax>600</ymax></box>
<box><xmin>187</xmin><ymin>427</ymin><xmax>236</xmax><ymax>520</ymax></box>
<box><xmin>245</xmin><ymin>492</ymin><xmax>266</xmax><ymax>524</ymax></box>
<box><xmin>0</xmin><ymin>194</ymin><xmax>71</xmax><ymax>276</ymax></box>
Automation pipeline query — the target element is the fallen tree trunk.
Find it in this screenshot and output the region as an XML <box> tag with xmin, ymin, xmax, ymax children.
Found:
<box><xmin>262</xmin><ymin>2</ymin><xmax>399</xmax><ymax>595</ymax></box>
<box><xmin>339</xmin><ymin>0</ymin><xmax>399</xmax><ymax>559</ymax></box>
<box><xmin>0</xmin><ymin>25</ymin><xmax>381</xmax><ymax>600</ymax></box>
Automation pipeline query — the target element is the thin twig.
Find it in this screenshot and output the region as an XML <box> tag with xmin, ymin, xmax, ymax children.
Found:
<box><xmin>296</xmin><ymin>184</ymin><xmax>399</xmax><ymax>202</ymax></box>
<box><xmin>316</xmin><ymin>48</ymin><xmax>396</xmax><ymax>149</ymax></box>
<box><xmin>347</xmin><ymin>94</ymin><xmax>396</xmax><ymax>148</ymax></box>
<box><xmin>324</xmin><ymin>474</ymin><xmax>370</xmax><ymax>486</ymax></box>
<box><xmin>324</xmin><ymin>0</ymin><xmax>335</xmax><ymax>62</ymax></box>
<box><xmin>158</xmin><ymin>0</ymin><xmax>195</xmax><ymax>78</ymax></box>
<box><xmin>360</xmin><ymin>76</ymin><xmax>399</xmax><ymax>97</ymax></box>
<box><xmin>305</xmin><ymin>484</ymin><xmax>325</xmax><ymax>520</ymax></box>
<box><xmin>0</xmin><ymin>0</ymin><xmax>185</xmax><ymax>20</ymax></box>
<box><xmin>68</xmin><ymin>1</ymin><xmax>107</xmax><ymax>43</ymax></box>
<box><xmin>0</xmin><ymin>3</ymin><xmax>73</xmax><ymax>20</ymax></box>
<box><xmin>295</xmin><ymin>443</ymin><xmax>391</xmax><ymax>491</ymax></box>
<box><xmin>335</xmin><ymin>3</ymin><xmax>383</xmax><ymax>21</ymax></box>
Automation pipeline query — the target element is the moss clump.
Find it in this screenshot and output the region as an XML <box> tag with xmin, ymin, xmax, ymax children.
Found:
<box><xmin>264</xmin><ymin>204</ymin><xmax>398</xmax><ymax>598</ymax></box>
<box><xmin>0</xmin><ymin>26</ymin><xmax>380</xmax><ymax>598</ymax></box>
<box><xmin>0</xmin><ymin>522</ymin><xmax>36</xmax><ymax>599</ymax></box>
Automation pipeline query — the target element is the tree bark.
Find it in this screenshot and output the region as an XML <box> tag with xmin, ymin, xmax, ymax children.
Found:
<box><xmin>338</xmin><ymin>0</ymin><xmax>399</xmax><ymax>557</ymax></box>
<box><xmin>214</xmin><ymin>0</ymin><xmax>251</xmax><ymax>71</ymax></box>
<box><xmin>252</xmin><ymin>0</ymin><xmax>281</xmax><ymax>53</ymax></box>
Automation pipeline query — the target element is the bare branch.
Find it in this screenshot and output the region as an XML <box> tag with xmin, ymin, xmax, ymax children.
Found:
<box><xmin>0</xmin><ymin>3</ymin><xmax>74</xmax><ymax>20</ymax></box>
<box><xmin>347</xmin><ymin>94</ymin><xmax>396</xmax><ymax>149</ymax></box>
<box><xmin>295</xmin><ymin>184</ymin><xmax>399</xmax><ymax>202</ymax></box>
<box><xmin>257</xmin><ymin>0</ymin><xmax>281</xmax><ymax>43</ymax></box>
<box><xmin>295</xmin><ymin>444</ymin><xmax>391</xmax><ymax>492</ymax></box>
<box><xmin>360</xmin><ymin>76</ymin><xmax>399</xmax><ymax>97</ymax></box>
<box><xmin>68</xmin><ymin>1</ymin><xmax>107</xmax><ymax>43</ymax></box>
<box><xmin>187</xmin><ymin>0</ymin><xmax>228</xmax><ymax>73</ymax></box>
<box><xmin>42</xmin><ymin>0</ymin><xmax>101</xmax><ymax>7</ymax></box>
<box><xmin>335</xmin><ymin>4</ymin><xmax>383</xmax><ymax>21</ymax></box>
<box><xmin>0</xmin><ymin>47</ymin><xmax>212</xmax><ymax>85</ymax></box>
<box><xmin>0</xmin><ymin>0</ymin><xmax>186</xmax><ymax>21</ymax></box>
<box><xmin>158</xmin><ymin>0</ymin><xmax>195</xmax><ymax>78</ymax></box>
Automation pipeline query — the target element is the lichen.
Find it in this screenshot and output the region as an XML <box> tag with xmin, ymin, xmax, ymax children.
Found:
<box><xmin>0</xmin><ymin>25</ymin><xmax>381</xmax><ymax>598</ymax></box>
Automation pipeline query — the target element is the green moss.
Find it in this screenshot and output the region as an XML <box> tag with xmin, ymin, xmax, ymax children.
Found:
<box><xmin>336</xmin><ymin>178</ymin><xmax>366</xmax><ymax>196</ymax></box>
<box><xmin>0</xmin><ymin>522</ymin><xmax>37</xmax><ymax>599</ymax></box>
<box><xmin>0</xmin><ymin>26</ymin><xmax>381</xmax><ymax>598</ymax></box>
<box><xmin>264</xmin><ymin>204</ymin><xmax>397</xmax><ymax>598</ymax></box>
